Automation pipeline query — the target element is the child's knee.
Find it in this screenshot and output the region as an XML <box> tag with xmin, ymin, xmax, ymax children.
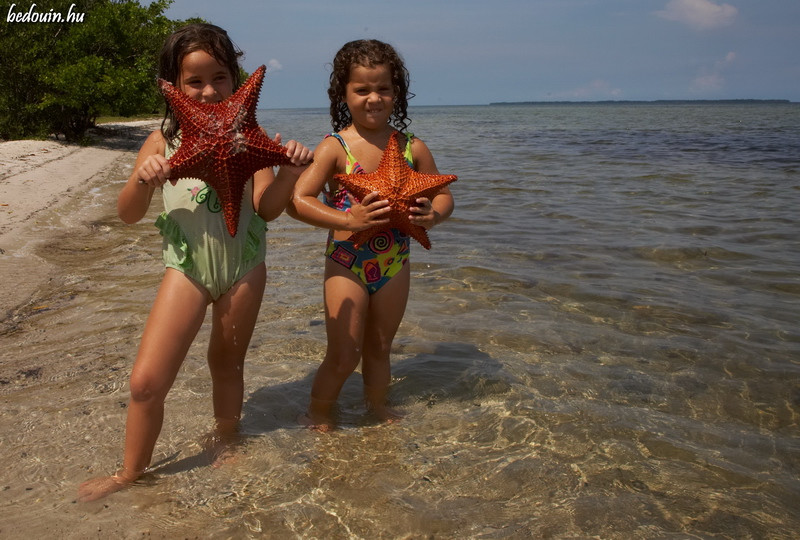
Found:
<box><xmin>361</xmin><ymin>339</ymin><xmax>391</xmax><ymax>364</ymax></box>
<box><xmin>207</xmin><ymin>354</ymin><xmax>244</xmax><ymax>381</ymax></box>
<box><xmin>128</xmin><ymin>372</ymin><xmax>166</xmax><ymax>404</ymax></box>
<box><xmin>325</xmin><ymin>353</ymin><xmax>361</xmax><ymax>377</ymax></box>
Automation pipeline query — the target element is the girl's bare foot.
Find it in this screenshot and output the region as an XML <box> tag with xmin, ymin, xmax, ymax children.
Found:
<box><xmin>369</xmin><ymin>403</ymin><xmax>405</xmax><ymax>424</ymax></box>
<box><xmin>77</xmin><ymin>468</ymin><xmax>140</xmax><ymax>502</ymax></box>
<box><xmin>298</xmin><ymin>412</ymin><xmax>334</xmax><ymax>432</ymax></box>
<box><xmin>364</xmin><ymin>385</ymin><xmax>404</xmax><ymax>424</ymax></box>
<box><xmin>204</xmin><ymin>418</ymin><xmax>241</xmax><ymax>467</ymax></box>
<box><xmin>299</xmin><ymin>397</ymin><xmax>336</xmax><ymax>432</ymax></box>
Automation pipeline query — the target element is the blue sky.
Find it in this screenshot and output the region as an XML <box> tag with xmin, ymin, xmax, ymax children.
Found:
<box><xmin>163</xmin><ymin>0</ymin><xmax>800</xmax><ymax>108</ymax></box>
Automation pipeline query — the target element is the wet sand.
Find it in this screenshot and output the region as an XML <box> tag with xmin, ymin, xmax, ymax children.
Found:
<box><xmin>0</xmin><ymin>121</ymin><xmax>160</xmax><ymax>320</ymax></box>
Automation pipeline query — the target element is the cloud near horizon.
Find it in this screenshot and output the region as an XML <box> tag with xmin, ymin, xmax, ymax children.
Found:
<box><xmin>657</xmin><ymin>0</ymin><xmax>738</xmax><ymax>30</ymax></box>
<box><xmin>692</xmin><ymin>51</ymin><xmax>737</xmax><ymax>92</ymax></box>
<box><xmin>267</xmin><ymin>59</ymin><xmax>283</xmax><ymax>72</ymax></box>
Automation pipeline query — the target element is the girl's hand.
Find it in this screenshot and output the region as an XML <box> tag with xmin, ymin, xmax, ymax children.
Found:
<box><xmin>135</xmin><ymin>154</ymin><xmax>172</xmax><ymax>187</ymax></box>
<box><xmin>275</xmin><ymin>133</ymin><xmax>314</xmax><ymax>167</ymax></box>
<box><xmin>346</xmin><ymin>191</ymin><xmax>391</xmax><ymax>232</ymax></box>
<box><xmin>409</xmin><ymin>197</ymin><xmax>437</xmax><ymax>229</ymax></box>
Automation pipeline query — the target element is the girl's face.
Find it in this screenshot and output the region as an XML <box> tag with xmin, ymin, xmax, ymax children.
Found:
<box><xmin>178</xmin><ymin>50</ymin><xmax>234</xmax><ymax>103</ymax></box>
<box><xmin>344</xmin><ymin>63</ymin><xmax>394</xmax><ymax>130</ymax></box>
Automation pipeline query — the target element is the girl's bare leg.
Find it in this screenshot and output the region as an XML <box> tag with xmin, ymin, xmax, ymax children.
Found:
<box><xmin>301</xmin><ymin>259</ymin><xmax>369</xmax><ymax>430</ymax></box>
<box><xmin>205</xmin><ymin>263</ymin><xmax>265</xmax><ymax>464</ymax></box>
<box><xmin>78</xmin><ymin>270</ymin><xmax>209</xmax><ymax>502</ymax></box>
<box><xmin>361</xmin><ymin>263</ymin><xmax>410</xmax><ymax>422</ymax></box>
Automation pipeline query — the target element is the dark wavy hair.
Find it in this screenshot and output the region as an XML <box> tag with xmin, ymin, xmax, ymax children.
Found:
<box><xmin>328</xmin><ymin>39</ymin><xmax>414</xmax><ymax>133</ymax></box>
<box><xmin>158</xmin><ymin>23</ymin><xmax>243</xmax><ymax>144</ymax></box>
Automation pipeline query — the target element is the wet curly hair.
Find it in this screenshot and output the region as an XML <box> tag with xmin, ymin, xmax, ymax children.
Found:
<box><xmin>328</xmin><ymin>39</ymin><xmax>414</xmax><ymax>133</ymax></box>
<box><xmin>158</xmin><ymin>23</ymin><xmax>244</xmax><ymax>143</ymax></box>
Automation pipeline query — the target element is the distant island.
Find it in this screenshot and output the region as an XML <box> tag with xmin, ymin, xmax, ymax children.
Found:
<box><xmin>489</xmin><ymin>99</ymin><xmax>793</xmax><ymax>106</ymax></box>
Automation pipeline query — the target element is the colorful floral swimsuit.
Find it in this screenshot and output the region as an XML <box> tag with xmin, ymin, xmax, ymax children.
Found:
<box><xmin>323</xmin><ymin>132</ymin><xmax>413</xmax><ymax>295</ymax></box>
<box><xmin>156</xmin><ymin>137</ymin><xmax>267</xmax><ymax>300</ymax></box>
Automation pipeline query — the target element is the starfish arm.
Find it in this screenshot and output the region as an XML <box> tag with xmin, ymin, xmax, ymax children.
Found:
<box><xmin>331</xmin><ymin>172</ymin><xmax>378</xmax><ymax>202</ymax></box>
<box><xmin>243</xmin><ymin>137</ymin><xmax>295</xmax><ymax>168</ymax></box>
<box><xmin>168</xmin><ymin>142</ymin><xmax>213</xmax><ymax>179</ymax></box>
<box><xmin>406</xmin><ymin>225</ymin><xmax>432</xmax><ymax>250</ymax></box>
<box><xmin>208</xmin><ymin>160</ymin><xmax>248</xmax><ymax>237</ymax></box>
<box><xmin>158</xmin><ymin>79</ymin><xmax>213</xmax><ymax>134</ymax></box>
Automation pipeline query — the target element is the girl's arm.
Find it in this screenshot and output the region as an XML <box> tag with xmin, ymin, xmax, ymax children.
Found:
<box><xmin>287</xmin><ymin>137</ymin><xmax>390</xmax><ymax>232</ymax></box>
<box><xmin>117</xmin><ymin>130</ymin><xmax>169</xmax><ymax>224</ymax></box>
<box><xmin>409</xmin><ymin>137</ymin><xmax>455</xmax><ymax>229</ymax></box>
<box><xmin>253</xmin><ymin>135</ymin><xmax>313</xmax><ymax>222</ymax></box>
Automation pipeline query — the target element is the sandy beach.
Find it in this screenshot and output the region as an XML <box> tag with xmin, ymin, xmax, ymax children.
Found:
<box><xmin>0</xmin><ymin>121</ymin><xmax>160</xmax><ymax>318</ymax></box>
<box><xmin>0</xmin><ymin>122</ymin><xmax>162</xmax><ymax>536</ymax></box>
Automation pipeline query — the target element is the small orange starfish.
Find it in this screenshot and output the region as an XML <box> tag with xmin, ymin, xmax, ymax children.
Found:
<box><xmin>334</xmin><ymin>131</ymin><xmax>457</xmax><ymax>249</ymax></box>
<box><xmin>158</xmin><ymin>65</ymin><xmax>292</xmax><ymax>237</ymax></box>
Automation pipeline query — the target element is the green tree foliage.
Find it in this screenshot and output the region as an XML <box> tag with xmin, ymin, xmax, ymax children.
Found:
<box><xmin>1</xmin><ymin>0</ymin><xmax>192</xmax><ymax>141</ymax></box>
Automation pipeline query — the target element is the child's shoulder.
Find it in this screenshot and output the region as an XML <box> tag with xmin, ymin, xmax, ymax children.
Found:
<box><xmin>404</xmin><ymin>133</ymin><xmax>439</xmax><ymax>169</ymax></box>
<box><xmin>147</xmin><ymin>128</ymin><xmax>167</xmax><ymax>146</ymax></box>
<box><xmin>307</xmin><ymin>133</ymin><xmax>350</xmax><ymax>173</ymax></box>
<box><xmin>406</xmin><ymin>132</ymin><xmax>431</xmax><ymax>152</ymax></box>
<box><xmin>139</xmin><ymin>129</ymin><xmax>167</xmax><ymax>156</ymax></box>
<box><xmin>405</xmin><ymin>131</ymin><xmax>424</xmax><ymax>145</ymax></box>
<box><xmin>317</xmin><ymin>132</ymin><xmax>348</xmax><ymax>153</ymax></box>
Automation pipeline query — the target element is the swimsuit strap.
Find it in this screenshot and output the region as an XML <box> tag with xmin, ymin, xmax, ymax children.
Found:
<box><xmin>401</xmin><ymin>132</ymin><xmax>415</xmax><ymax>166</ymax></box>
<box><xmin>327</xmin><ymin>131</ymin><xmax>415</xmax><ymax>173</ymax></box>
<box><xmin>327</xmin><ymin>133</ymin><xmax>363</xmax><ymax>174</ymax></box>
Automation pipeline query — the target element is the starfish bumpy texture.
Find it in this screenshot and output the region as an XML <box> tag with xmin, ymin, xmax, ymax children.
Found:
<box><xmin>334</xmin><ymin>131</ymin><xmax>457</xmax><ymax>249</ymax></box>
<box><xmin>158</xmin><ymin>65</ymin><xmax>292</xmax><ymax>237</ymax></box>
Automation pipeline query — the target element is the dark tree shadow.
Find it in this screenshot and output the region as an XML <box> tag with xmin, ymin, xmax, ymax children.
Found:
<box><xmin>86</xmin><ymin>123</ymin><xmax>159</xmax><ymax>151</ymax></box>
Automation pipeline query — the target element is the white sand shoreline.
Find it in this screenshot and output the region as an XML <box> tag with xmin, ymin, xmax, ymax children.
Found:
<box><xmin>0</xmin><ymin>120</ymin><xmax>159</xmax><ymax>317</ymax></box>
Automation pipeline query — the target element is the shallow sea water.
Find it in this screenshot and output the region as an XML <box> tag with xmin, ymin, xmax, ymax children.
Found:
<box><xmin>1</xmin><ymin>103</ymin><xmax>799</xmax><ymax>538</ymax></box>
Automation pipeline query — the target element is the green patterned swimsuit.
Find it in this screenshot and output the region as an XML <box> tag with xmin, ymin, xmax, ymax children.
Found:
<box><xmin>155</xmin><ymin>137</ymin><xmax>267</xmax><ymax>300</ymax></box>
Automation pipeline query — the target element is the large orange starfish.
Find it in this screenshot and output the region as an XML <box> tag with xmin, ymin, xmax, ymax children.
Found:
<box><xmin>158</xmin><ymin>65</ymin><xmax>292</xmax><ymax>237</ymax></box>
<box><xmin>334</xmin><ymin>131</ymin><xmax>457</xmax><ymax>249</ymax></box>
